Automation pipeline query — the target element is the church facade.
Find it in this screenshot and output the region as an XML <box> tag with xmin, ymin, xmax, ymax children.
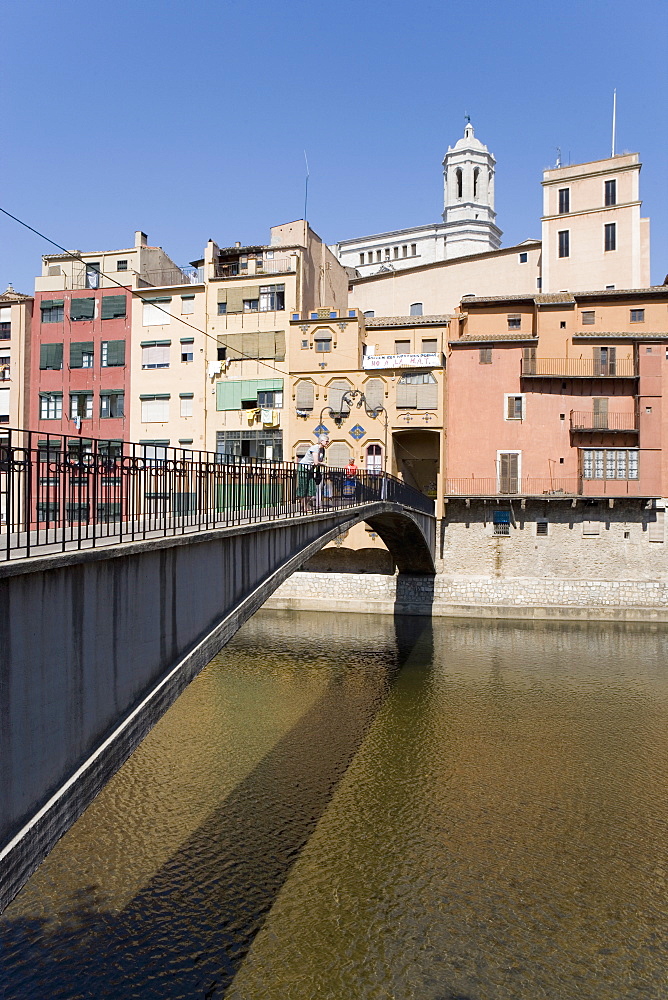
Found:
<box><xmin>333</xmin><ymin>121</ymin><xmax>502</xmax><ymax>276</ymax></box>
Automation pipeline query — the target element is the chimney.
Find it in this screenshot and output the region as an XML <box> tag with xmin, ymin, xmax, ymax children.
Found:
<box><xmin>235</xmin><ymin>242</ymin><xmax>241</xmax><ymax>249</ymax></box>
<box><xmin>135</xmin><ymin>231</ymin><xmax>148</xmax><ymax>248</ymax></box>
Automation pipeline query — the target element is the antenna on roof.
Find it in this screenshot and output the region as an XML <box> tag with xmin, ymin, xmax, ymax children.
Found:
<box><xmin>611</xmin><ymin>88</ymin><xmax>617</xmax><ymax>157</ymax></box>
<box><xmin>303</xmin><ymin>150</ymin><xmax>309</xmax><ymax>222</ymax></box>
<box><xmin>555</xmin><ymin>147</ymin><xmax>562</xmax><ymax>168</ymax></box>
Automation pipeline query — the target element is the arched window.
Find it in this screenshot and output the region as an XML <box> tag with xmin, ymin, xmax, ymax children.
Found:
<box><xmin>327</xmin><ymin>379</ymin><xmax>352</xmax><ymax>413</ymax></box>
<box><xmin>366</xmin><ymin>444</ymin><xmax>382</xmax><ymax>474</ymax></box>
<box><xmin>295</xmin><ymin>380</ymin><xmax>314</xmax><ymax>411</ymax></box>
<box><xmin>328</xmin><ymin>441</ymin><xmax>351</xmax><ymax>468</ymax></box>
<box><xmin>473</xmin><ymin>167</ymin><xmax>480</xmax><ymax>198</ymax></box>
<box><xmin>456</xmin><ymin>168</ymin><xmax>463</xmax><ymax>199</ymax></box>
<box><xmin>364</xmin><ymin>378</ymin><xmax>384</xmax><ymax>411</ymax></box>
<box><xmin>410</xmin><ymin>302</ymin><xmax>423</xmax><ymax>317</ymax></box>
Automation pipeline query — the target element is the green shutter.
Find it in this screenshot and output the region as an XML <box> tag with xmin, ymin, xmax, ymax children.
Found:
<box><xmin>40</xmin><ymin>299</ymin><xmax>64</xmax><ymax>310</ymax></box>
<box><xmin>39</xmin><ymin>343</ymin><xmax>63</xmax><ymax>369</ymax></box>
<box><xmin>257</xmin><ymin>379</ymin><xmax>283</xmax><ymax>392</ymax></box>
<box><xmin>70</xmin><ymin>341</ymin><xmax>93</xmax><ymax>368</ymax></box>
<box><xmin>216</xmin><ymin>381</ymin><xmax>242</xmax><ymax>410</ymax></box>
<box><xmin>70</xmin><ymin>297</ymin><xmax>95</xmax><ymax>321</ymax></box>
<box><xmin>105</xmin><ymin>340</ymin><xmax>126</xmax><ymax>366</ymax></box>
<box><xmin>101</xmin><ymin>295</ymin><xmax>127</xmax><ymax>320</ymax></box>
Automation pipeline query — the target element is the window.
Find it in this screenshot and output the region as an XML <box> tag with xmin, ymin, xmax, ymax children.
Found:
<box><xmin>142</xmin><ymin>341</ymin><xmax>170</xmax><ymax>369</ymax></box>
<box><xmin>359</xmin><ymin>254</ymin><xmax>365</xmax><ymax>266</ymax></box>
<box><xmin>505</xmin><ymin>394</ymin><xmax>525</xmax><ymax>420</ymax></box>
<box><xmin>257</xmin><ymin>389</ymin><xmax>283</xmax><ymax>408</ymax></box>
<box><xmin>328</xmin><ymin>380</ymin><xmax>352</xmax><ymax>414</ymax></box>
<box><xmin>369</xmin><ymin>253</ymin><xmax>374</xmax><ymax>264</ymax></box>
<box><xmin>40</xmin><ymin>299</ymin><xmax>64</xmax><ymax>324</ymax></box>
<box><xmin>396</xmin><ymin>372</ymin><xmax>437</xmax><ymax>409</ymax></box>
<box><xmin>142</xmin><ymin>298</ymin><xmax>171</xmax><ymax>325</ymax></box>
<box><xmin>394</xmin><ymin>247</ymin><xmax>399</xmax><ymax>259</ymax></box>
<box><xmin>581</xmin><ymin>310</ymin><xmax>595</xmax><ymax>325</ymax></box>
<box><xmin>70</xmin><ymin>393</ymin><xmax>93</xmax><ymax>419</ymax></box>
<box><xmin>217</xmin><ymin>301</ymin><xmax>227</xmax><ymax>315</ymax></box>
<box><xmin>180</xmin><ymin>338</ymin><xmax>194</xmax><ymax>362</ymax></box>
<box><xmin>301</xmin><ymin>339</ymin><xmax>309</xmax><ymax>348</ymax></box>
<box><xmin>410</xmin><ymin>302</ymin><xmax>423</xmax><ymax>317</ymax></box>
<box><xmin>216</xmin><ymin>428</ymin><xmax>283</xmax><ymax>462</ymax></box>
<box><xmin>456</xmin><ymin>169</ymin><xmax>463</xmax><ymax>199</ymax></box>
<box><xmin>536</xmin><ymin>278</ymin><xmax>542</xmax><ymax>290</ymax></box>
<box><xmin>70</xmin><ymin>297</ymin><xmax>95</xmax><ymax>321</ymax></box>
<box><xmin>216</xmin><ymin>378</ymin><xmax>283</xmax><ymax>411</ymax></box>
<box><xmin>37</xmin><ymin>502</ymin><xmax>60</xmax><ymax>523</ymax></box>
<box><xmin>384</xmin><ymin>249</ymin><xmax>390</xmax><ymax>261</ymax></box>
<box><xmin>70</xmin><ymin>342</ymin><xmax>94</xmax><ymax>368</ymax></box>
<box><xmin>101</xmin><ymin>295</ymin><xmax>126</xmax><ymax>320</ymax></box>
<box><xmin>604</xmin><ymin>179</ymin><xmax>617</xmax><ymax>206</ymax></box>
<box><xmin>421</xmin><ymin>338</ymin><xmax>437</xmax><ymax>354</ymax></box>
<box><xmin>100</xmin><ymin>392</ymin><xmax>124</xmax><ymax>418</ymax></box>
<box><xmin>630</xmin><ymin>309</ymin><xmax>645</xmax><ymax>323</ymax></box>
<box><xmin>558</xmin><ymin>188</ymin><xmax>570</xmax><ymax>214</ymax></box>
<box><xmin>0</xmin><ymin>305</ymin><xmax>10</xmax><ymax>338</ymax></box>
<box><xmin>39</xmin><ymin>343</ymin><xmax>63</xmax><ymax>370</ymax></box>
<box><xmin>363</xmin><ymin>310</ymin><xmax>375</xmax><ymax>319</ymax></box>
<box><xmin>519</xmin><ymin>252</ymin><xmax>528</xmax><ymax>263</ymax></box>
<box><xmin>479</xmin><ymin>347</ymin><xmax>492</xmax><ymax>364</ymax></box>
<box><xmin>411</xmin><ymin>244</ymin><xmax>417</xmax><ymax>256</ymax></box>
<box><xmin>498</xmin><ymin>453</ymin><xmax>520</xmax><ymax>494</ymax></box>
<box><xmin>101</xmin><ymin>340</ymin><xmax>126</xmax><ymax>367</ymax></box>
<box><xmin>85</xmin><ymin>263</ymin><xmax>100</xmax><ymax>289</ymax></box>
<box><xmin>180</xmin><ymin>295</ymin><xmax>195</xmax><ymax>315</ymax></box>
<box><xmin>536</xmin><ymin>520</ymin><xmax>549</xmax><ymax>536</ymax></box>
<box><xmin>366</xmin><ymin>443</ymin><xmax>382</xmax><ymax>474</ymax></box>
<box><xmin>0</xmin><ymin>355</ymin><xmax>9</xmax><ymax>380</ymax></box>
<box><xmin>395</xmin><ymin>340</ymin><xmax>411</xmax><ymax>354</ymax></box>
<box><xmin>593</xmin><ymin>346</ymin><xmax>616</xmax><ymax>376</ymax></box>
<box><xmin>295</xmin><ymin>380</ymin><xmax>315</xmax><ymax>411</ymax></box>
<box><xmin>314</xmin><ymin>332</ymin><xmax>332</xmax><ymax>352</ymax></box>
<box><xmin>376</xmin><ymin>251</ymin><xmax>381</xmax><ymax>262</ymax></box>
<box><xmin>243</xmin><ymin>297</ymin><xmax>259</xmax><ymax>312</ymax></box>
<box><xmin>140</xmin><ymin>395</ymin><xmax>170</xmax><ymax>422</ymax></box>
<box><xmin>402</xmin><ymin>245</ymin><xmax>408</xmax><ymax>257</ymax></box>
<box><xmin>39</xmin><ymin>392</ymin><xmax>62</xmax><ymax>419</ymax></box>
<box><xmin>558</xmin><ymin>230</ymin><xmax>570</xmax><ymax>258</ymax></box>
<box><xmin>116</xmin><ymin>260</ymin><xmax>128</xmax><ymax>271</ymax></box>
<box><xmin>604</xmin><ymin>223</ymin><xmax>616</xmax><ymax>252</ymax></box>
<box><xmin>493</xmin><ymin>510</ymin><xmax>511</xmax><ymax>535</ymax></box>
<box><xmin>0</xmin><ymin>386</ymin><xmax>8</xmax><ymax>421</ymax></box>
<box><xmin>217</xmin><ymin>347</ymin><xmax>226</xmax><ymax>361</ymax></box>
<box><xmin>66</xmin><ymin>503</ymin><xmax>90</xmax><ymax>523</ymax></box>
<box><xmin>180</xmin><ymin>394</ymin><xmax>194</xmax><ymax>417</ymax></box>
<box><xmin>97</xmin><ymin>502</ymin><xmax>122</xmax><ymax>522</ymax></box>
<box><xmin>259</xmin><ymin>284</ymin><xmax>285</xmax><ymax>311</ymax></box>
<box><xmin>560</xmin><ymin>321</ymin><xmax>566</xmax><ymax>329</ymax></box>
<box><xmin>507</xmin><ymin>315</ymin><xmax>521</xmax><ymax>330</ymax></box>
<box><xmin>581</xmin><ymin>448</ymin><xmax>638</xmax><ymax>480</ymax></box>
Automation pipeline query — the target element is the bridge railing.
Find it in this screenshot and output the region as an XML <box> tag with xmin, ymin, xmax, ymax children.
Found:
<box><xmin>0</xmin><ymin>428</ymin><xmax>433</xmax><ymax>560</ymax></box>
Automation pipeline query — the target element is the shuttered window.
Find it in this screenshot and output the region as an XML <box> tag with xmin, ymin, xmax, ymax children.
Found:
<box><xmin>522</xmin><ymin>347</ymin><xmax>536</xmax><ymax>374</ymax></box>
<box><xmin>593</xmin><ymin>397</ymin><xmax>608</xmax><ymax>429</ymax></box>
<box><xmin>39</xmin><ymin>343</ymin><xmax>63</xmax><ymax>370</ymax></box>
<box><xmin>498</xmin><ymin>453</ymin><xmax>519</xmax><ymax>494</ymax></box>
<box><xmin>220</xmin><ymin>331</ymin><xmax>285</xmax><ymax>361</ymax></box>
<box><xmin>364</xmin><ymin>378</ymin><xmax>384</xmax><ymax>410</ymax></box>
<box><xmin>328</xmin><ymin>380</ymin><xmax>351</xmax><ymax>413</ymax></box>
<box><xmin>101</xmin><ymin>295</ymin><xmax>127</xmax><ymax>320</ymax></box>
<box><xmin>328</xmin><ymin>442</ymin><xmax>351</xmax><ymax>468</ymax></box>
<box><xmin>40</xmin><ymin>300</ymin><xmax>64</xmax><ymax>323</ymax></box>
<box><xmin>180</xmin><ymin>393</ymin><xmax>194</xmax><ymax>417</ymax></box>
<box><xmin>224</xmin><ymin>286</ymin><xmax>256</xmax><ymax>313</ymax></box>
<box><xmin>506</xmin><ymin>395</ymin><xmax>524</xmax><ymax>419</ymax></box>
<box><xmin>141</xmin><ymin>342</ymin><xmax>170</xmax><ymax>368</ymax></box>
<box><xmin>140</xmin><ymin>395</ymin><xmax>170</xmax><ymax>422</ymax></box>
<box><xmin>216</xmin><ymin>379</ymin><xmax>283</xmax><ymax>411</ymax></box>
<box><xmin>70</xmin><ymin>297</ymin><xmax>95</xmax><ymax>321</ymax></box>
<box><xmin>593</xmin><ymin>346</ymin><xmax>616</xmax><ymax>375</ymax></box>
<box><xmin>0</xmin><ymin>386</ymin><xmax>9</xmax><ymax>421</ymax></box>
<box><xmin>102</xmin><ymin>340</ymin><xmax>126</xmax><ymax>367</ymax></box>
<box><xmin>142</xmin><ymin>298</ymin><xmax>171</xmax><ymax>326</ymax></box>
<box><xmin>295</xmin><ymin>380</ymin><xmax>315</xmax><ymax>410</ymax></box>
<box><xmin>480</xmin><ymin>348</ymin><xmax>492</xmax><ymax>364</ymax></box>
<box><xmin>396</xmin><ymin>372</ymin><xmax>437</xmax><ymax>409</ymax></box>
<box><xmin>70</xmin><ymin>342</ymin><xmax>94</xmax><ymax>368</ymax></box>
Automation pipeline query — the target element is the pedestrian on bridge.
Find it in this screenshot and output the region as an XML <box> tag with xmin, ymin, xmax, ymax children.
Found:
<box><xmin>297</xmin><ymin>435</ymin><xmax>329</xmax><ymax>512</ymax></box>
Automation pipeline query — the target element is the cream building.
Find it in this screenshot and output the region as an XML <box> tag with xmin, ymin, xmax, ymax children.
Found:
<box><xmin>333</xmin><ymin>121</ymin><xmax>502</xmax><ymax>276</ymax></box>
<box><xmin>0</xmin><ymin>284</ymin><xmax>32</xmax><ymax>430</ymax></box>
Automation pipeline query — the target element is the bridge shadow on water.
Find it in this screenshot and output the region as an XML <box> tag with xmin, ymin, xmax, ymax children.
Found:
<box><xmin>1</xmin><ymin>598</ymin><xmax>442</xmax><ymax>999</ymax></box>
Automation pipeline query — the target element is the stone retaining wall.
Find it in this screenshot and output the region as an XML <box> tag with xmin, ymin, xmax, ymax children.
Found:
<box><xmin>265</xmin><ymin>571</ymin><xmax>668</xmax><ymax>622</ymax></box>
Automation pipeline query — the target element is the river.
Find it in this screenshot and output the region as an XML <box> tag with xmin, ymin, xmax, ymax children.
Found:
<box><xmin>2</xmin><ymin>609</ymin><xmax>667</xmax><ymax>999</ymax></box>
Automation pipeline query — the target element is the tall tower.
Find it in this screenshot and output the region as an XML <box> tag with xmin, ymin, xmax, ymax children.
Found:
<box><xmin>442</xmin><ymin>122</ymin><xmax>502</xmax><ymax>259</ymax></box>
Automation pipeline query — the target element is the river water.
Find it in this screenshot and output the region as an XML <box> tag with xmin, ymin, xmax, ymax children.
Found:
<box><xmin>2</xmin><ymin>610</ymin><xmax>668</xmax><ymax>999</ymax></box>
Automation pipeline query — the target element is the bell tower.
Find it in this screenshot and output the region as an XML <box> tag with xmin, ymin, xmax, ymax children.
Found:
<box><xmin>441</xmin><ymin>121</ymin><xmax>502</xmax><ymax>259</ymax></box>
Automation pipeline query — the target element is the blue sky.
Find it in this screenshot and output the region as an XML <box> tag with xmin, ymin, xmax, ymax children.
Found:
<box><xmin>2</xmin><ymin>0</ymin><xmax>666</xmax><ymax>292</ymax></box>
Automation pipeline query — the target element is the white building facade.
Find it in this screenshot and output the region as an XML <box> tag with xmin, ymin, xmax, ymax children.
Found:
<box><xmin>333</xmin><ymin>122</ymin><xmax>502</xmax><ymax>277</ymax></box>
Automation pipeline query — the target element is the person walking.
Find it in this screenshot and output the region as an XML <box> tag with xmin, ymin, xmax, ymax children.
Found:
<box><xmin>297</xmin><ymin>435</ymin><xmax>329</xmax><ymax>512</ymax></box>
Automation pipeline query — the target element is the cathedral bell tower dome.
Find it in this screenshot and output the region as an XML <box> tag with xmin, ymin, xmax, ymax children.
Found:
<box><xmin>441</xmin><ymin>121</ymin><xmax>502</xmax><ymax>259</ymax></box>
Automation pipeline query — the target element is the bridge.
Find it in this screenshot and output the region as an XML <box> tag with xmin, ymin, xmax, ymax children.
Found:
<box><xmin>0</xmin><ymin>429</ymin><xmax>435</xmax><ymax>911</ymax></box>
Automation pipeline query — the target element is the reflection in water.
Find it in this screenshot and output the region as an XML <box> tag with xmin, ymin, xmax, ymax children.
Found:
<box><xmin>2</xmin><ymin>612</ymin><xmax>668</xmax><ymax>999</ymax></box>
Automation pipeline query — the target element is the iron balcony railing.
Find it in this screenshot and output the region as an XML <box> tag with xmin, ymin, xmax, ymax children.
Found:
<box><xmin>570</xmin><ymin>410</ymin><xmax>638</xmax><ymax>432</ymax></box>
<box><xmin>0</xmin><ymin>428</ymin><xmax>433</xmax><ymax>561</ymax></box>
<box><xmin>444</xmin><ymin>476</ymin><xmax>646</xmax><ymax>498</ymax></box>
<box><xmin>213</xmin><ymin>258</ymin><xmax>294</xmax><ymax>279</ymax></box>
<box><xmin>138</xmin><ymin>267</ymin><xmax>203</xmax><ymax>287</ymax></box>
<box><xmin>521</xmin><ymin>357</ymin><xmax>637</xmax><ymax>378</ymax></box>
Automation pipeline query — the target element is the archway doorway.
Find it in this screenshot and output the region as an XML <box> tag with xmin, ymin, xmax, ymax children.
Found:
<box><xmin>393</xmin><ymin>429</ymin><xmax>440</xmax><ymax>497</ymax></box>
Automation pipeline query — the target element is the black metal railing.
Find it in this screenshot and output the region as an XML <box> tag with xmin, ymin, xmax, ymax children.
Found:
<box><xmin>0</xmin><ymin>428</ymin><xmax>433</xmax><ymax>561</ymax></box>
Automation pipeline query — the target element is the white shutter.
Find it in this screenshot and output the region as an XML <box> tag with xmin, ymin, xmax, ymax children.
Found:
<box><xmin>142</xmin><ymin>345</ymin><xmax>170</xmax><ymax>367</ymax></box>
<box><xmin>0</xmin><ymin>387</ymin><xmax>9</xmax><ymax>416</ymax></box>
<box><xmin>328</xmin><ymin>380</ymin><xmax>351</xmax><ymax>413</ymax></box>
<box><xmin>328</xmin><ymin>442</ymin><xmax>350</xmax><ymax>468</ymax></box>
<box><xmin>295</xmin><ymin>381</ymin><xmax>314</xmax><ymax>410</ymax></box>
<box><xmin>143</xmin><ymin>300</ymin><xmax>171</xmax><ymax>326</ymax></box>
<box><xmin>396</xmin><ymin>382</ymin><xmax>417</xmax><ymax>408</ymax></box>
<box><xmin>141</xmin><ymin>397</ymin><xmax>169</xmax><ymax>422</ymax></box>
<box><xmin>0</xmin><ymin>307</ymin><xmax>10</xmax><ymax>322</ymax></box>
<box><xmin>417</xmin><ymin>379</ymin><xmax>438</xmax><ymax>409</ymax></box>
<box><xmin>364</xmin><ymin>378</ymin><xmax>384</xmax><ymax>410</ymax></box>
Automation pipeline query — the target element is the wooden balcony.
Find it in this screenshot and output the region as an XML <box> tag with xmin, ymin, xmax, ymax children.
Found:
<box><xmin>521</xmin><ymin>358</ymin><xmax>637</xmax><ymax>378</ymax></box>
